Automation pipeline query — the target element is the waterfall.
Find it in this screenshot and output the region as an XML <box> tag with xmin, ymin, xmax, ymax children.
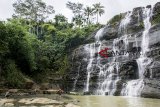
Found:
<box><xmin>84</xmin><ymin>28</ymin><xmax>104</xmax><ymax>92</ymax></box>
<box><xmin>84</xmin><ymin>43</ymin><xmax>95</xmax><ymax>92</ymax></box>
<box><xmin>75</xmin><ymin>4</ymin><xmax>156</xmax><ymax>97</ymax></box>
<box><xmin>96</xmin><ymin>12</ymin><xmax>131</xmax><ymax>95</ymax></box>
<box><xmin>72</xmin><ymin>62</ymin><xmax>81</xmax><ymax>91</ymax></box>
<box><xmin>119</xmin><ymin>11</ymin><xmax>132</xmax><ymax>34</ymax></box>
<box><xmin>137</xmin><ymin>7</ymin><xmax>152</xmax><ymax>79</ymax></box>
<box><xmin>121</xmin><ymin>80</ymin><xmax>144</xmax><ymax>97</ymax></box>
<box><xmin>121</xmin><ymin>7</ymin><xmax>153</xmax><ymax>97</ymax></box>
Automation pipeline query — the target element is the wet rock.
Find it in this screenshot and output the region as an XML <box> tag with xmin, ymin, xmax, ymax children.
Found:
<box><xmin>146</xmin><ymin>5</ymin><xmax>151</xmax><ymax>8</ymax></box>
<box><xmin>119</xmin><ymin>61</ymin><xmax>138</xmax><ymax>79</ymax></box>
<box><xmin>20</xmin><ymin>105</ymin><xmax>64</xmax><ymax>107</ymax></box>
<box><xmin>18</xmin><ymin>98</ymin><xmax>64</xmax><ymax>105</ymax></box>
<box><xmin>141</xmin><ymin>79</ymin><xmax>160</xmax><ymax>98</ymax></box>
<box><xmin>83</xmin><ymin>91</ymin><xmax>92</xmax><ymax>95</ymax></box>
<box><xmin>105</xmin><ymin>92</ymin><xmax>108</xmax><ymax>95</ymax></box>
<box><xmin>65</xmin><ymin>2</ymin><xmax>160</xmax><ymax>99</ymax></box>
<box><xmin>4</xmin><ymin>103</ymin><xmax>14</xmax><ymax>107</ymax></box>
<box><xmin>65</xmin><ymin>103</ymin><xmax>80</xmax><ymax>107</ymax></box>
<box><xmin>121</xmin><ymin>7</ymin><xmax>144</xmax><ymax>34</ymax></box>
<box><xmin>101</xmin><ymin>25</ymin><xmax>119</xmax><ymax>40</ymax></box>
<box><xmin>69</xmin><ymin>92</ymin><xmax>80</xmax><ymax>95</ymax></box>
<box><xmin>148</xmin><ymin>61</ymin><xmax>160</xmax><ymax>79</ymax></box>
<box><xmin>151</xmin><ymin>2</ymin><xmax>160</xmax><ymax>25</ymax></box>
<box><xmin>43</xmin><ymin>90</ymin><xmax>58</xmax><ymax>94</ymax></box>
<box><xmin>0</xmin><ymin>99</ymin><xmax>15</xmax><ymax>107</ymax></box>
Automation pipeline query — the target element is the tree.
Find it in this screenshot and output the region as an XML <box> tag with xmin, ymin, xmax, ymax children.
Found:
<box><xmin>66</xmin><ymin>1</ymin><xmax>84</xmax><ymax>27</ymax></box>
<box><xmin>66</xmin><ymin>1</ymin><xmax>83</xmax><ymax>16</ymax></box>
<box><xmin>54</xmin><ymin>14</ymin><xmax>67</xmax><ymax>26</ymax></box>
<box><xmin>0</xmin><ymin>21</ymin><xmax>36</xmax><ymax>76</ymax></box>
<box><xmin>13</xmin><ymin>0</ymin><xmax>55</xmax><ymax>36</ymax></box>
<box><xmin>72</xmin><ymin>14</ymin><xmax>84</xmax><ymax>28</ymax></box>
<box><xmin>93</xmin><ymin>3</ymin><xmax>105</xmax><ymax>24</ymax></box>
<box><xmin>13</xmin><ymin>0</ymin><xmax>55</xmax><ymax>22</ymax></box>
<box><xmin>84</xmin><ymin>6</ymin><xmax>94</xmax><ymax>25</ymax></box>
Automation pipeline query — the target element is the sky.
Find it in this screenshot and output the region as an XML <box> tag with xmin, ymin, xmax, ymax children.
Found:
<box><xmin>0</xmin><ymin>0</ymin><xmax>160</xmax><ymax>24</ymax></box>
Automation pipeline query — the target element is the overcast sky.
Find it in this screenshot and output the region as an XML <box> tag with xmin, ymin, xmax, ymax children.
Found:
<box><xmin>0</xmin><ymin>0</ymin><xmax>160</xmax><ymax>24</ymax></box>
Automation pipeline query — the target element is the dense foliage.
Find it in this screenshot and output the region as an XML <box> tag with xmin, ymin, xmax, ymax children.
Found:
<box><xmin>0</xmin><ymin>0</ymin><xmax>104</xmax><ymax>88</ymax></box>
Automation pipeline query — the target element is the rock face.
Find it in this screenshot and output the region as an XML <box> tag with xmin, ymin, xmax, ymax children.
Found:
<box><xmin>65</xmin><ymin>2</ymin><xmax>160</xmax><ymax>98</ymax></box>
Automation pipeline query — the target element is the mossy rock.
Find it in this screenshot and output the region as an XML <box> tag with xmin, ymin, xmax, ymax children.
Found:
<box><xmin>127</xmin><ymin>24</ymin><xmax>144</xmax><ymax>34</ymax></box>
<box><xmin>152</xmin><ymin>2</ymin><xmax>160</xmax><ymax>25</ymax></box>
<box><xmin>151</xmin><ymin>13</ymin><xmax>160</xmax><ymax>25</ymax></box>
<box><xmin>107</xmin><ymin>14</ymin><xmax>123</xmax><ymax>26</ymax></box>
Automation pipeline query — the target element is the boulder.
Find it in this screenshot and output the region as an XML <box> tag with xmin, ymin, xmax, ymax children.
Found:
<box><xmin>40</xmin><ymin>83</ymin><xmax>50</xmax><ymax>90</ymax></box>
<box><xmin>141</xmin><ymin>79</ymin><xmax>160</xmax><ymax>98</ymax></box>
<box><xmin>43</xmin><ymin>90</ymin><xmax>58</xmax><ymax>94</ymax></box>
<box><xmin>65</xmin><ymin>103</ymin><xmax>80</xmax><ymax>107</ymax></box>
<box><xmin>18</xmin><ymin>98</ymin><xmax>64</xmax><ymax>105</ymax></box>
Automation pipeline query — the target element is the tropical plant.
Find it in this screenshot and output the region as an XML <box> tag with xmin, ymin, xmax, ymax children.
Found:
<box><xmin>84</xmin><ymin>6</ymin><xmax>94</xmax><ymax>25</ymax></box>
<box><xmin>66</xmin><ymin>1</ymin><xmax>83</xmax><ymax>16</ymax></box>
<box><xmin>93</xmin><ymin>3</ymin><xmax>105</xmax><ymax>23</ymax></box>
<box><xmin>13</xmin><ymin>0</ymin><xmax>55</xmax><ymax>22</ymax></box>
<box><xmin>13</xmin><ymin>0</ymin><xmax>55</xmax><ymax>36</ymax></box>
<box><xmin>54</xmin><ymin>14</ymin><xmax>68</xmax><ymax>25</ymax></box>
<box><xmin>72</xmin><ymin>14</ymin><xmax>84</xmax><ymax>28</ymax></box>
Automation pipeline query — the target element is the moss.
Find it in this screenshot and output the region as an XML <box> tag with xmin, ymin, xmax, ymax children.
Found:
<box><xmin>107</xmin><ymin>14</ymin><xmax>123</xmax><ymax>25</ymax></box>
<box><xmin>139</xmin><ymin>21</ymin><xmax>144</xmax><ymax>28</ymax></box>
<box><xmin>135</xmin><ymin>21</ymin><xmax>144</xmax><ymax>31</ymax></box>
<box><xmin>151</xmin><ymin>13</ymin><xmax>160</xmax><ymax>25</ymax></box>
<box><xmin>127</xmin><ymin>21</ymin><xmax>144</xmax><ymax>33</ymax></box>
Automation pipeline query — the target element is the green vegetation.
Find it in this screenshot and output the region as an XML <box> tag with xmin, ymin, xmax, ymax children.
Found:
<box><xmin>0</xmin><ymin>0</ymin><xmax>104</xmax><ymax>88</ymax></box>
<box><xmin>66</xmin><ymin>1</ymin><xmax>105</xmax><ymax>26</ymax></box>
<box><xmin>107</xmin><ymin>14</ymin><xmax>123</xmax><ymax>25</ymax></box>
<box><xmin>93</xmin><ymin>3</ymin><xmax>105</xmax><ymax>24</ymax></box>
<box><xmin>127</xmin><ymin>21</ymin><xmax>144</xmax><ymax>33</ymax></box>
<box><xmin>151</xmin><ymin>13</ymin><xmax>160</xmax><ymax>25</ymax></box>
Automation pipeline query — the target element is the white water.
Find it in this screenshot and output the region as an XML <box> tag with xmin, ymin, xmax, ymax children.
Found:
<box><xmin>119</xmin><ymin>11</ymin><xmax>132</xmax><ymax>34</ymax></box>
<box><xmin>84</xmin><ymin>43</ymin><xmax>95</xmax><ymax>92</ymax></box>
<box><xmin>81</xmin><ymin>7</ymin><xmax>153</xmax><ymax>97</ymax></box>
<box><xmin>136</xmin><ymin>8</ymin><xmax>152</xmax><ymax>78</ymax></box>
<box><xmin>137</xmin><ymin>7</ymin><xmax>152</xmax><ymax>79</ymax></box>
<box><xmin>84</xmin><ymin>28</ymin><xmax>104</xmax><ymax>92</ymax></box>
<box><xmin>121</xmin><ymin>79</ymin><xmax>144</xmax><ymax>97</ymax></box>
<box><xmin>96</xmin><ymin>12</ymin><xmax>131</xmax><ymax>95</ymax></box>
<box><xmin>122</xmin><ymin>7</ymin><xmax>153</xmax><ymax>96</ymax></box>
<box><xmin>72</xmin><ymin>63</ymin><xmax>81</xmax><ymax>91</ymax></box>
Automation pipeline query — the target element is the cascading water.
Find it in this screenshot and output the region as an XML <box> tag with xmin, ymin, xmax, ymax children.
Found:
<box><xmin>121</xmin><ymin>7</ymin><xmax>153</xmax><ymax>97</ymax></box>
<box><xmin>84</xmin><ymin>28</ymin><xmax>104</xmax><ymax>92</ymax></box>
<box><xmin>69</xmin><ymin>2</ymin><xmax>160</xmax><ymax>98</ymax></box>
<box><xmin>84</xmin><ymin>43</ymin><xmax>95</xmax><ymax>92</ymax></box>
<box><xmin>137</xmin><ymin>7</ymin><xmax>152</xmax><ymax>79</ymax></box>
<box><xmin>96</xmin><ymin>12</ymin><xmax>131</xmax><ymax>95</ymax></box>
<box><xmin>72</xmin><ymin>62</ymin><xmax>81</xmax><ymax>91</ymax></box>
<box><xmin>119</xmin><ymin>11</ymin><xmax>132</xmax><ymax>34</ymax></box>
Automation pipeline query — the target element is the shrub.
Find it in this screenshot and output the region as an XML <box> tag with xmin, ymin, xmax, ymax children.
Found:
<box><xmin>3</xmin><ymin>60</ymin><xmax>25</xmax><ymax>88</ymax></box>
<box><xmin>108</xmin><ymin>14</ymin><xmax>123</xmax><ymax>25</ymax></box>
